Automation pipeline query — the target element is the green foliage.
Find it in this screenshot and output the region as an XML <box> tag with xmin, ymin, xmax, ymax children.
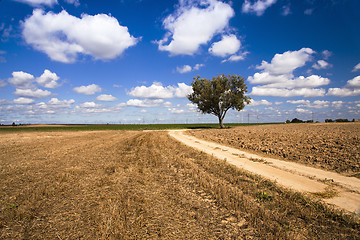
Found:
<box><xmin>187</xmin><ymin>74</ymin><xmax>251</xmax><ymax>128</ymax></box>
<box><xmin>290</xmin><ymin>118</ymin><xmax>303</xmax><ymax>123</ymax></box>
<box><xmin>335</xmin><ymin>118</ymin><xmax>349</xmax><ymax>122</ymax></box>
<box><xmin>256</xmin><ymin>191</ymin><xmax>274</xmax><ymax>202</ymax></box>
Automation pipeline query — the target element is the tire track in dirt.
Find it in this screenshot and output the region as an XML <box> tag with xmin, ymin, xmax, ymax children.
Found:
<box><xmin>168</xmin><ymin>130</ymin><xmax>360</xmax><ymax>215</ymax></box>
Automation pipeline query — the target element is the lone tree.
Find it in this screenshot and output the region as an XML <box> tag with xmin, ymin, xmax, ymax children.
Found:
<box><xmin>188</xmin><ymin>74</ymin><xmax>251</xmax><ymax>128</ymax></box>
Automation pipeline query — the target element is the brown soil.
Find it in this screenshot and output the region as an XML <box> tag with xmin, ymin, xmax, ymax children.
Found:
<box><xmin>188</xmin><ymin>123</ymin><xmax>360</xmax><ymax>177</ymax></box>
<box><xmin>1</xmin><ymin>130</ymin><xmax>359</xmax><ymax>239</ymax></box>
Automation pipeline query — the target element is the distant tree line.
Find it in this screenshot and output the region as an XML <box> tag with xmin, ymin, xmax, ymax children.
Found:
<box><xmin>286</xmin><ymin>118</ymin><xmax>356</xmax><ymax>123</ymax></box>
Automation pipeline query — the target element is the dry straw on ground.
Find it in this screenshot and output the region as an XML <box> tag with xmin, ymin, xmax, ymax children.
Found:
<box><xmin>0</xmin><ymin>129</ymin><xmax>359</xmax><ymax>239</ymax></box>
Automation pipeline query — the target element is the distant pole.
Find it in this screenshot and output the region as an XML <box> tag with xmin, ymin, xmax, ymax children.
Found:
<box><xmin>312</xmin><ymin>112</ymin><xmax>314</xmax><ymax>122</ymax></box>
<box><xmin>248</xmin><ymin>113</ymin><xmax>250</xmax><ymax>124</ymax></box>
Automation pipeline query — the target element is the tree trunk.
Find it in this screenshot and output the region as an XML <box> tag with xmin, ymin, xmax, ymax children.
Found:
<box><xmin>219</xmin><ymin>117</ymin><xmax>225</xmax><ymax>129</ymax></box>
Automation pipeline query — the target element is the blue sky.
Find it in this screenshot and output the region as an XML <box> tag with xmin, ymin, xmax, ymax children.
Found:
<box><xmin>0</xmin><ymin>0</ymin><xmax>359</xmax><ymax>124</ymax></box>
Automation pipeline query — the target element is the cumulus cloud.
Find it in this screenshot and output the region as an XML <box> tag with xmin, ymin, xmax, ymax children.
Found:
<box><xmin>296</xmin><ymin>108</ymin><xmax>311</xmax><ymax>114</ymax></box>
<box><xmin>156</xmin><ymin>0</ymin><xmax>234</xmax><ymax>55</ymax></box>
<box><xmin>14</xmin><ymin>0</ymin><xmax>58</xmax><ymax>7</ymax></box>
<box><xmin>80</xmin><ymin>102</ymin><xmax>100</xmax><ymax>108</ymax></box>
<box><xmin>322</xmin><ymin>50</ymin><xmax>332</xmax><ymax>60</ymax></box>
<box><xmin>176</xmin><ymin>63</ymin><xmax>204</xmax><ymax>73</ymax></box>
<box><xmin>347</xmin><ymin>76</ymin><xmax>360</xmax><ymax>88</ymax></box>
<box><xmin>128</xmin><ymin>82</ymin><xmax>193</xmax><ymax>99</ymax></box>
<box><xmin>248</xmin><ymin>48</ymin><xmax>330</xmax><ymax>97</ymax></box>
<box><xmin>221</xmin><ymin>51</ymin><xmax>249</xmax><ymax>63</ymax></box>
<box><xmin>126</xmin><ymin>99</ymin><xmax>163</xmax><ymax>108</ymax></box>
<box><xmin>14</xmin><ymin>88</ymin><xmax>51</xmax><ymax>98</ymax></box>
<box><xmin>327</xmin><ymin>88</ymin><xmax>360</xmax><ymax>97</ymax></box>
<box><xmin>22</xmin><ymin>9</ymin><xmax>139</xmax><ymax>63</ymax></box>
<box><xmin>174</xmin><ymin>83</ymin><xmax>193</xmax><ymax>98</ymax></box>
<box><xmin>36</xmin><ymin>69</ymin><xmax>60</xmax><ymax>88</ymax></box>
<box><xmin>47</xmin><ymin>98</ymin><xmax>75</xmax><ymax>107</ymax></box>
<box><xmin>8</xmin><ymin>71</ymin><xmax>35</xmax><ymax>89</ymax></box>
<box><xmin>168</xmin><ymin>108</ymin><xmax>185</xmax><ymax>114</ymax></box>
<box><xmin>176</xmin><ymin>65</ymin><xmax>192</xmax><ymax>74</ymax></box>
<box><xmin>327</xmin><ymin>75</ymin><xmax>360</xmax><ymax>97</ymax></box>
<box><xmin>287</xmin><ymin>100</ymin><xmax>310</xmax><ymax>104</ymax></box>
<box><xmin>242</xmin><ymin>0</ymin><xmax>277</xmax><ymax>16</ymax></box>
<box><xmin>209</xmin><ymin>34</ymin><xmax>240</xmax><ymax>57</ymax></box>
<box><xmin>352</xmin><ymin>62</ymin><xmax>360</xmax><ymax>72</ymax></box>
<box><xmin>249</xmin><ymin>99</ymin><xmax>272</xmax><ymax>106</ymax></box>
<box><xmin>297</xmin><ymin>100</ymin><xmax>330</xmax><ymax>109</ymax></box>
<box><xmin>73</xmin><ymin>84</ymin><xmax>101</xmax><ymax>95</ymax></box>
<box><xmin>251</xmin><ymin>87</ymin><xmax>326</xmax><ymax>97</ymax></box>
<box><xmin>312</xmin><ymin>60</ymin><xmax>332</xmax><ymax>70</ymax></box>
<box><xmin>14</xmin><ymin>97</ymin><xmax>35</xmax><ymax>104</ymax></box>
<box><xmin>256</xmin><ymin>48</ymin><xmax>314</xmax><ymax>76</ymax></box>
<box><xmin>96</xmin><ymin>94</ymin><xmax>117</xmax><ymax>101</ymax></box>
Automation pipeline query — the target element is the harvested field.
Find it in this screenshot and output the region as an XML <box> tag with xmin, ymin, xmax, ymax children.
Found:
<box><xmin>188</xmin><ymin>123</ymin><xmax>360</xmax><ymax>177</ymax></box>
<box><xmin>0</xmin><ymin>130</ymin><xmax>359</xmax><ymax>239</ymax></box>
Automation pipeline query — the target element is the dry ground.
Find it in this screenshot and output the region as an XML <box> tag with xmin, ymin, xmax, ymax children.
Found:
<box><xmin>1</xmin><ymin>130</ymin><xmax>359</xmax><ymax>239</ymax></box>
<box><xmin>188</xmin><ymin>123</ymin><xmax>360</xmax><ymax>177</ymax></box>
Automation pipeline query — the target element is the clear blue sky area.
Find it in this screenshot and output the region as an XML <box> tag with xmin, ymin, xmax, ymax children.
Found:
<box><xmin>1</xmin><ymin>0</ymin><xmax>359</xmax><ymax>124</ymax></box>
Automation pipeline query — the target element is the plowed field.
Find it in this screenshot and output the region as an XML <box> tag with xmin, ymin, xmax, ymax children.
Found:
<box><xmin>188</xmin><ymin>123</ymin><xmax>360</xmax><ymax>177</ymax></box>
<box><xmin>1</xmin><ymin>130</ymin><xmax>359</xmax><ymax>239</ymax></box>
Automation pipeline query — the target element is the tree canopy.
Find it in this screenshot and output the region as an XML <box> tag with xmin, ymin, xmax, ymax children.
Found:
<box><xmin>187</xmin><ymin>74</ymin><xmax>251</xmax><ymax>128</ymax></box>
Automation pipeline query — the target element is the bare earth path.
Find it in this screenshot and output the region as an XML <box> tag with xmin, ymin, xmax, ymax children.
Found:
<box><xmin>169</xmin><ymin>130</ymin><xmax>360</xmax><ymax>215</ymax></box>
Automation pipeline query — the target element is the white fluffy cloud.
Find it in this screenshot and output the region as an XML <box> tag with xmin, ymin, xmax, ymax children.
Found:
<box><xmin>14</xmin><ymin>88</ymin><xmax>51</xmax><ymax>98</ymax></box>
<box><xmin>327</xmin><ymin>75</ymin><xmax>360</xmax><ymax>97</ymax></box>
<box><xmin>73</xmin><ymin>84</ymin><xmax>101</xmax><ymax>95</ymax></box>
<box><xmin>176</xmin><ymin>65</ymin><xmax>192</xmax><ymax>74</ymax></box>
<box><xmin>297</xmin><ymin>100</ymin><xmax>330</xmax><ymax>109</ymax></box>
<box><xmin>352</xmin><ymin>63</ymin><xmax>360</xmax><ymax>72</ymax></box>
<box><xmin>80</xmin><ymin>102</ymin><xmax>100</xmax><ymax>108</ymax></box>
<box><xmin>8</xmin><ymin>71</ymin><xmax>35</xmax><ymax>89</ymax></box>
<box><xmin>327</xmin><ymin>88</ymin><xmax>360</xmax><ymax>97</ymax></box>
<box><xmin>347</xmin><ymin>76</ymin><xmax>360</xmax><ymax>88</ymax></box>
<box><xmin>168</xmin><ymin>108</ymin><xmax>185</xmax><ymax>114</ymax></box>
<box><xmin>242</xmin><ymin>0</ymin><xmax>277</xmax><ymax>16</ymax></box>
<box><xmin>128</xmin><ymin>82</ymin><xmax>193</xmax><ymax>99</ymax></box>
<box><xmin>157</xmin><ymin>0</ymin><xmax>234</xmax><ymax>55</ymax></box>
<box><xmin>256</xmin><ymin>48</ymin><xmax>314</xmax><ymax>76</ymax></box>
<box><xmin>176</xmin><ymin>63</ymin><xmax>204</xmax><ymax>73</ymax></box>
<box><xmin>174</xmin><ymin>83</ymin><xmax>193</xmax><ymax>98</ymax></box>
<box><xmin>14</xmin><ymin>97</ymin><xmax>35</xmax><ymax>104</ymax></box>
<box><xmin>96</xmin><ymin>94</ymin><xmax>117</xmax><ymax>101</ymax></box>
<box><xmin>14</xmin><ymin>0</ymin><xmax>58</xmax><ymax>7</ymax></box>
<box><xmin>287</xmin><ymin>100</ymin><xmax>310</xmax><ymax>104</ymax></box>
<box><xmin>47</xmin><ymin>98</ymin><xmax>75</xmax><ymax>107</ymax></box>
<box><xmin>249</xmin><ymin>99</ymin><xmax>272</xmax><ymax>106</ymax></box>
<box><xmin>126</xmin><ymin>99</ymin><xmax>163</xmax><ymax>108</ymax></box>
<box><xmin>296</xmin><ymin>108</ymin><xmax>311</xmax><ymax>114</ymax></box>
<box><xmin>221</xmin><ymin>52</ymin><xmax>249</xmax><ymax>63</ymax></box>
<box><xmin>249</xmin><ymin>48</ymin><xmax>330</xmax><ymax>97</ymax></box>
<box><xmin>36</xmin><ymin>69</ymin><xmax>60</xmax><ymax>88</ymax></box>
<box><xmin>312</xmin><ymin>60</ymin><xmax>332</xmax><ymax>70</ymax></box>
<box><xmin>251</xmin><ymin>87</ymin><xmax>326</xmax><ymax>97</ymax></box>
<box><xmin>22</xmin><ymin>9</ymin><xmax>139</xmax><ymax>63</ymax></box>
<box><xmin>209</xmin><ymin>34</ymin><xmax>240</xmax><ymax>57</ymax></box>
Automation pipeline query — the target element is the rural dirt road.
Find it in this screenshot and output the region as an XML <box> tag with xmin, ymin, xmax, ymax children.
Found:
<box><xmin>168</xmin><ymin>130</ymin><xmax>360</xmax><ymax>215</ymax></box>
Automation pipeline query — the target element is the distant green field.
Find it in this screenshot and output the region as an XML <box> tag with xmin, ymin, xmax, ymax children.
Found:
<box><xmin>0</xmin><ymin>123</ymin><xmax>282</xmax><ymax>132</ymax></box>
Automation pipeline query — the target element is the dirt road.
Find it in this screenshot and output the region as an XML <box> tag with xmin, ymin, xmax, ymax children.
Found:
<box><xmin>169</xmin><ymin>130</ymin><xmax>360</xmax><ymax>215</ymax></box>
